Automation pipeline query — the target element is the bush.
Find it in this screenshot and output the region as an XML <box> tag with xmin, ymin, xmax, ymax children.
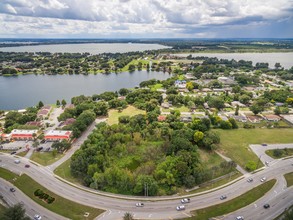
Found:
<box><xmin>47</xmin><ymin>196</ymin><xmax>55</xmax><ymax>204</ymax></box>
<box><xmin>243</xmin><ymin>123</ymin><xmax>255</xmax><ymax>129</ymax></box>
<box><xmin>245</xmin><ymin>161</ymin><xmax>257</xmax><ymax>171</ymax></box>
<box><xmin>273</xmin><ymin>149</ymin><xmax>283</xmax><ymax>158</ymax></box>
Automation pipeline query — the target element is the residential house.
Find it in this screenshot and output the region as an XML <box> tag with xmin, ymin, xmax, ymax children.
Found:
<box><xmin>263</xmin><ymin>115</ymin><xmax>281</xmax><ymax>122</ymax></box>
<box><xmin>26</xmin><ymin>121</ymin><xmax>43</xmax><ymax>127</ymax></box>
<box><xmin>246</xmin><ymin>115</ymin><xmax>262</xmax><ymax>123</ymax></box>
<box><xmin>157</xmin><ymin>115</ymin><xmax>167</xmax><ymax>122</ymax></box>
<box><xmin>180</xmin><ymin>115</ymin><xmax>193</xmax><ymax>123</ymax></box>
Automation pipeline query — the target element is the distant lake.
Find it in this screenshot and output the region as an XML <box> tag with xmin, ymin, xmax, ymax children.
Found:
<box><xmin>177</xmin><ymin>52</ymin><xmax>293</xmax><ymax>69</ymax></box>
<box><xmin>0</xmin><ymin>43</ymin><xmax>169</xmax><ymax>54</ymax></box>
<box><xmin>0</xmin><ymin>71</ymin><xmax>171</xmax><ymax>110</ymax></box>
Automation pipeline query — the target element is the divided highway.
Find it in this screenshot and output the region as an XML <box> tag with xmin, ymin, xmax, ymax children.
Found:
<box><xmin>0</xmin><ymin>143</ymin><xmax>292</xmax><ymax>220</ymax></box>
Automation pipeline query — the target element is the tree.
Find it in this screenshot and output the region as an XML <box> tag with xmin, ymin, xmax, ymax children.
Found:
<box><xmin>274</xmin><ymin>106</ymin><xmax>281</xmax><ymax>115</ymax></box>
<box><xmin>194</xmin><ymin>131</ymin><xmax>204</xmax><ymax>143</ymax></box>
<box><xmin>186</xmin><ymin>82</ymin><xmax>194</xmax><ymax>91</ymax></box>
<box><xmin>235</xmin><ymin>105</ymin><xmax>239</xmax><ymax>116</ymax></box>
<box><xmin>56</xmin><ymin>100</ymin><xmax>60</xmax><ymax>106</ymax></box>
<box><xmin>249</xmin><ymin>103</ymin><xmax>264</xmax><ymax>115</ymax></box>
<box><xmin>37</xmin><ymin>101</ymin><xmax>44</xmax><ymax>109</ymax></box>
<box><xmin>119</xmin><ymin>88</ymin><xmax>130</xmax><ymax>96</ymax></box>
<box><xmin>208</xmin><ymin>97</ymin><xmax>225</xmax><ymax>110</ymax></box>
<box><xmin>61</xmin><ymin>99</ymin><xmax>67</xmax><ymax>108</ymax></box>
<box><xmin>245</xmin><ymin>161</ymin><xmax>257</xmax><ymax>171</ymax></box>
<box><xmin>1</xmin><ymin>203</ymin><xmax>30</xmax><ymax>220</ymax></box>
<box><xmin>123</xmin><ymin>212</ymin><xmax>134</xmax><ymax>220</ymax></box>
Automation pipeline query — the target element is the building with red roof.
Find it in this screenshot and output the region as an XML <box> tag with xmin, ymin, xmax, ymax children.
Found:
<box><xmin>11</xmin><ymin>129</ymin><xmax>38</xmax><ymax>140</ymax></box>
<box><xmin>44</xmin><ymin>130</ymin><xmax>72</xmax><ymax>141</ymax></box>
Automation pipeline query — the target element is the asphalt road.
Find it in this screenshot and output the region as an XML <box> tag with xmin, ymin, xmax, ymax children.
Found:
<box><xmin>0</xmin><ymin>178</ymin><xmax>68</xmax><ymax>220</ymax></box>
<box><xmin>1</xmin><ymin>150</ymin><xmax>293</xmax><ymax>220</ymax></box>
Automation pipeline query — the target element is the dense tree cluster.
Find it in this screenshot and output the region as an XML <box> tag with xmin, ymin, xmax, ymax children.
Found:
<box><xmin>70</xmin><ymin>112</ymin><xmax>222</xmax><ymax>195</ymax></box>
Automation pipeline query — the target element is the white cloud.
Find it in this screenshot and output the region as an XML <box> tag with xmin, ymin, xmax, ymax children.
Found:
<box><xmin>0</xmin><ymin>0</ymin><xmax>292</xmax><ymax>38</ymax></box>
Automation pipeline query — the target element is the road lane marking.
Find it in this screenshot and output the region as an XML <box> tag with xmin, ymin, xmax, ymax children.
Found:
<box><xmin>183</xmin><ymin>212</ymin><xmax>191</xmax><ymax>217</ymax></box>
<box><xmin>254</xmin><ymin>203</ymin><xmax>257</xmax><ymax>208</ymax></box>
<box><xmin>148</xmin><ymin>214</ymin><xmax>152</xmax><ymax>218</ymax></box>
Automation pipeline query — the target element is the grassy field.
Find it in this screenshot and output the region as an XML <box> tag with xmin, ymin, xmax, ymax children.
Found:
<box><xmin>30</xmin><ymin>152</ymin><xmax>64</xmax><ymax>166</ymax></box>
<box><xmin>186</xmin><ymin>179</ymin><xmax>276</xmax><ymax>220</ymax></box>
<box><xmin>16</xmin><ymin>151</ymin><xmax>28</xmax><ymax>157</ymax></box>
<box><xmin>284</xmin><ymin>172</ymin><xmax>293</xmax><ymax>187</ymax></box>
<box><xmin>266</xmin><ymin>148</ymin><xmax>293</xmax><ymax>159</ymax></box>
<box><xmin>183</xmin><ymin>172</ymin><xmax>242</xmax><ymax>195</ymax></box>
<box><xmin>13</xmin><ymin>174</ymin><xmax>104</xmax><ymax>220</ymax></box>
<box><xmin>107</xmin><ymin>105</ymin><xmax>145</xmax><ymax>125</ymax></box>
<box><xmin>0</xmin><ymin>167</ymin><xmax>19</xmax><ymax>180</ymax></box>
<box><xmin>0</xmin><ymin>204</ymin><xmax>6</xmax><ymax>217</ymax></box>
<box><xmin>217</xmin><ymin>129</ymin><xmax>293</xmax><ymax>169</ymax></box>
<box><xmin>54</xmin><ymin>159</ymin><xmax>82</xmax><ymax>185</ymax></box>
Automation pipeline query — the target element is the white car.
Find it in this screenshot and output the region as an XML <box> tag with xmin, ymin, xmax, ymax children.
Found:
<box><xmin>181</xmin><ymin>198</ymin><xmax>190</xmax><ymax>203</ymax></box>
<box><xmin>260</xmin><ymin>177</ymin><xmax>266</xmax><ymax>182</ymax></box>
<box><xmin>176</xmin><ymin>205</ymin><xmax>185</xmax><ymax>211</ymax></box>
<box><xmin>135</xmin><ymin>202</ymin><xmax>144</xmax><ymax>207</ymax></box>
<box><xmin>236</xmin><ymin>216</ymin><xmax>244</xmax><ymax>220</ymax></box>
<box><xmin>34</xmin><ymin>214</ymin><xmax>42</xmax><ymax>220</ymax></box>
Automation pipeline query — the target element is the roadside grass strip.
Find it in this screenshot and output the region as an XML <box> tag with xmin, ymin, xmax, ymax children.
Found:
<box><xmin>284</xmin><ymin>172</ymin><xmax>293</xmax><ymax>187</ymax></box>
<box><xmin>185</xmin><ymin>179</ymin><xmax>276</xmax><ymax>220</ymax></box>
<box><xmin>0</xmin><ymin>170</ymin><xmax>104</xmax><ymax>220</ymax></box>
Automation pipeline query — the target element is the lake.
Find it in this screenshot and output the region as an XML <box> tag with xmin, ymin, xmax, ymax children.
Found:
<box><xmin>0</xmin><ymin>71</ymin><xmax>171</xmax><ymax>110</ymax></box>
<box><xmin>177</xmin><ymin>52</ymin><xmax>293</xmax><ymax>69</ymax></box>
<box><xmin>0</xmin><ymin>43</ymin><xmax>169</xmax><ymax>54</ymax></box>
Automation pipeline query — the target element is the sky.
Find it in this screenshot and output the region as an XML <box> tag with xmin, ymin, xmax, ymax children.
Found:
<box><xmin>0</xmin><ymin>0</ymin><xmax>293</xmax><ymax>38</ymax></box>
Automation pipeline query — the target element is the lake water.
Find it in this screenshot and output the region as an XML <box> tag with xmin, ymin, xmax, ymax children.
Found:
<box><xmin>0</xmin><ymin>71</ymin><xmax>171</xmax><ymax>110</ymax></box>
<box><xmin>0</xmin><ymin>43</ymin><xmax>169</xmax><ymax>54</ymax></box>
<box><xmin>177</xmin><ymin>52</ymin><xmax>293</xmax><ymax>69</ymax></box>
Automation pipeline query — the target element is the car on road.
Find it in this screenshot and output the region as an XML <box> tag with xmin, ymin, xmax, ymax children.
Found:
<box><xmin>181</xmin><ymin>198</ymin><xmax>190</xmax><ymax>203</ymax></box>
<box><xmin>260</xmin><ymin>177</ymin><xmax>266</xmax><ymax>182</ymax></box>
<box><xmin>236</xmin><ymin>216</ymin><xmax>244</xmax><ymax>220</ymax></box>
<box><xmin>10</xmin><ymin>188</ymin><xmax>16</xmax><ymax>192</ymax></box>
<box><xmin>263</xmin><ymin>204</ymin><xmax>270</xmax><ymax>209</ymax></box>
<box><xmin>14</xmin><ymin>159</ymin><xmax>20</xmax><ymax>164</ymax></box>
<box><xmin>265</xmin><ymin>161</ymin><xmax>269</xmax><ymax>166</ymax></box>
<box><xmin>10</xmin><ymin>151</ymin><xmax>17</xmax><ymax>155</ymax></box>
<box><xmin>34</xmin><ymin>214</ymin><xmax>42</xmax><ymax>220</ymax></box>
<box><xmin>176</xmin><ymin>205</ymin><xmax>185</xmax><ymax>211</ymax></box>
<box><xmin>247</xmin><ymin>178</ymin><xmax>253</xmax><ymax>183</ymax></box>
<box><xmin>262</xmin><ymin>143</ymin><xmax>267</xmax><ymax>146</ymax></box>
<box><xmin>135</xmin><ymin>202</ymin><xmax>144</xmax><ymax>207</ymax></box>
<box><xmin>25</xmin><ymin>164</ymin><xmax>30</xmax><ymax>168</ymax></box>
<box><xmin>220</xmin><ymin>195</ymin><xmax>227</xmax><ymax>200</ymax></box>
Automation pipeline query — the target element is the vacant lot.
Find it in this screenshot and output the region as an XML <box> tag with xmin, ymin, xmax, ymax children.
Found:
<box><xmin>107</xmin><ymin>105</ymin><xmax>145</xmax><ymax>125</ymax></box>
<box><xmin>217</xmin><ymin>129</ymin><xmax>293</xmax><ymax>169</ymax></box>
<box><xmin>30</xmin><ymin>152</ymin><xmax>63</xmax><ymax>166</ymax></box>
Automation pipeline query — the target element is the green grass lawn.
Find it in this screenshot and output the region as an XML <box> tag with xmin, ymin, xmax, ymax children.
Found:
<box><xmin>173</xmin><ymin>105</ymin><xmax>190</xmax><ymax>112</ymax></box>
<box><xmin>54</xmin><ymin>159</ymin><xmax>82</xmax><ymax>185</ymax></box>
<box><xmin>30</xmin><ymin>152</ymin><xmax>64</xmax><ymax>166</ymax></box>
<box><xmin>266</xmin><ymin>148</ymin><xmax>293</xmax><ymax>159</ymax></box>
<box><xmin>149</xmin><ymin>83</ymin><xmax>163</xmax><ymax>91</ymax></box>
<box><xmin>0</xmin><ymin>167</ymin><xmax>18</xmax><ymax>181</ymax></box>
<box><xmin>16</xmin><ymin>151</ymin><xmax>28</xmax><ymax>157</ymax></box>
<box><xmin>107</xmin><ymin>105</ymin><xmax>145</xmax><ymax>125</ymax></box>
<box><xmin>0</xmin><ymin>204</ymin><xmax>6</xmax><ymax>217</ymax></box>
<box><xmin>186</xmin><ymin>179</ymin><xmax>276</xmax><ymax>220</ymax></box>
<box><xmin>284</xmin><ymin>172</ymin><xmax>293</xmax><ymax>187</ymax></box>
<box><xmin>217</xmin><ymin>129</ymin><xmax>293</xmax><ymax>169</ymax></box>
<box><xmin>13</xmin><ymin>174</ymin><xmax>104</xmax><ymax>220</ymax></box>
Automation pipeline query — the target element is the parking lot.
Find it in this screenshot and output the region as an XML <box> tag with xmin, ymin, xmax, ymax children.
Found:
<box><xmin>0</xmin><ymin>140</ymin><xmax>32</xmax><ymax>151</ymax></box>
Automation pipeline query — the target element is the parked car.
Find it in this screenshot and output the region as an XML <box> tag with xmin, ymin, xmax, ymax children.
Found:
<box><xmin>247</xmin><ymin>178</ymin><xmax>253</xmax><ymax>183</ymax></box>
<box><xmin>176</xmin><ymin>205</ymin><xmax>185</xmax><ymax>211</ymax></box>
<box><xmin>181</xmin><ymin>198</ymin><xmax>190</xmax><ymax>204</ymax></box>
<box><xmin>236</xmin><ymin>216</ymin><xmax>244</xmax><ymax>220</ymax></box>
<box><xmin>135</xmin><ymin>202</ymin><xmax>144</xmax><ymax>207</ymax></box>
<box><xmin>263</xmin><ymin>204</ymin><xmax>270</xmax><ymax>209</ymax></box>
<box><xmin>14</xmin><ymin>159</ymin><xmax>20</xmax><ymax>164</ymax></box>
<box><xmin>25</xmin><ymin>164</ymin><xmax>30</xmax><ymax>168</ymax></box>
<box><xmin>10</xmin><ymin>151</ymin><xmax>17</xmax><ymax>155</ymax></box>
<box><xmin>260</xmin><ymin>177</ymin><xmax>266</xmax><ymax>182</ymax></box>
<box><xmin>34</xmin><ymin>214</ymin><xmax>42</xmax><ymax>220</ymax></box>
<box><xmin>220</xmin><ymin>195</ymin><xmax>227</xmax><ymax>200</ymax></box>
<box><xmin>10</xmin><ymin>187</ymin><xmax>16</xmax><ymax>192</ymax></box>
<box><xmin>36</xmin><ymin>147</ymin><xmax>43</xmax><ymax>152</ymax></box>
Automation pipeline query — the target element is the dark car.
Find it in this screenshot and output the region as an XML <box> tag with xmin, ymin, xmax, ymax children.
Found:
<box><xmin>10</xmin><ymin>188</ymin><xmax>16</xmax><ymax>192</ymax></box>
<box><xmin>36</xmin><ymin>147</ymin><xmax>43</xmax><ymax>152</ymax></box>
<box><xmin>25</xmin><ymin>164</ymin><xmax>30</xmax><ymax>168</ymax></box>
<box><xmin>10</xmin><ymin>151</ymin><xmax>17</xmax><ymax>155</ymax></box>
<box><xmin>263</xmin><ymin>204</ymin><xmax>270</xmax><ymax>209</ymax></box>
<box><xmin>220</xmin><ymin>195</ymin><xmax>227</xmax><ymax>200</ymax></box>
